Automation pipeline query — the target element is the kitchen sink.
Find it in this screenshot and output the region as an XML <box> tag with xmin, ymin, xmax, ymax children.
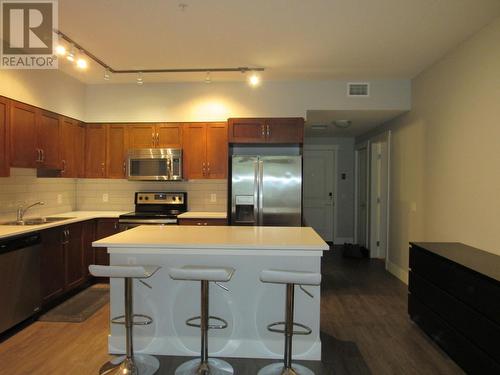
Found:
<box><xmin>1</xmin><ymin>217</ymin><xmax>76</xmax><ymax>226</ymax></box>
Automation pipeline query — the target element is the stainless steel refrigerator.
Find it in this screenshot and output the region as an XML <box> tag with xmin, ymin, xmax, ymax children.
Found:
<box><xmin>230</xmin><ymin>155</ymin><xmax>302</xmax><ymax>226</ymax></box>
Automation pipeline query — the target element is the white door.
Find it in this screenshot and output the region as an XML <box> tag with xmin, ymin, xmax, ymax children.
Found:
<box><xmin>303</xmin><ymin>149</ymin><xmax>335</xmax><ymax>241</ymax></box>
<box><xmin>369</xmin><ymin>142</ymin><xmax>389</xmax><ymax>258</ymax></box>
<box><xmin>356</xmin><ymin>148</ymin><xmax>368</xmax><ymax>248</ymax></box>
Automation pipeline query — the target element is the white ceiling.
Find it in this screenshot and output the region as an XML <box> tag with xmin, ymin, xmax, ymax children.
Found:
<box><xmin>56</xmin><ymin>0</ymin><xmax>500</xmax><ymax>84</ymax></box>
<box><xmin>305</xmin><ymin>109</ymin><xmax>406</xmax><ymax>137</ymax></box>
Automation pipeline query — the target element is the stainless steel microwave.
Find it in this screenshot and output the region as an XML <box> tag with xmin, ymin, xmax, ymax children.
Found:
<box><xmin>127</xmin><ymin>148</ymin><xmax>183</xmax><ymax>181</ymax></box>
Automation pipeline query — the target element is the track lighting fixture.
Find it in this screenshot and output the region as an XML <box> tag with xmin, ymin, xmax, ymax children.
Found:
<box><xmin>248</xmin><ymin>73</ymin><xmax>261</xmax><ymax>87</ymax></box>
<box><xmin>66</xmin><ymin>44</ymin><xmax>75</xmax><ymax>62</ymax></box>
<box><xmin>137</xmin><ymin>72</ymin><xmax>144</xmax><ymax>85</ymax></box>
<box><xmin>55</xmin><ymin>30</ymin><xmax>264</xmax><ymax>85</ymax></box>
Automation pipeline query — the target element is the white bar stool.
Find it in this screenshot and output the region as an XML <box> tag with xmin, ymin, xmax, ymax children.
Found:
<box><xmin>258</xmin><ymin>269</ymin><xmax>322</xmax><ymax>375</ymax></box>
<box><xmin>169</xmin><ymin>265</ymin><xmax>235</xmax><ymax>375</ymax></box>
<box><xmin>89</xmin><ymin>264</ymin><xmax>161</xmax><ymax>375</ymax></box>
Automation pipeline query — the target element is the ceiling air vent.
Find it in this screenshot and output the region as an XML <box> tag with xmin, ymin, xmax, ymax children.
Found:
<box><xmin>347</xmin><ymin>82</ymin><xmax>370</xmax><ymax>97</ymax></box>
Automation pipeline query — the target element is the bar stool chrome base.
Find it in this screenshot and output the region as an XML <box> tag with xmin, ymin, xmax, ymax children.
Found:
<box><xmin>100</xmin><ymin>354</ymin><xmax>160</xmax><ymax>375</ymax></box>
<box><xmin>174</xmin><ymin>358</ymin><xmax>233</xmax><ymax>375</ymax></box>
<box><xmin>257</xmin><ymin>362</ymin><xmax>315</xmax><ymax>375</ymax></box>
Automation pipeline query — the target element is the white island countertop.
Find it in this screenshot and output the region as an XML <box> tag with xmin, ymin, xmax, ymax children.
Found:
<box><xmin>93</xmin><ymin>225</ymin><xmax>328</xmax><ymax>255</ymax></box>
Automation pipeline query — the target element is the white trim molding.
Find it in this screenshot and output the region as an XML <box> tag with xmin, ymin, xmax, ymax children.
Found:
<box><xmin>386</xmin><ymin>259</ymin><xmax>408</xmax><ymax>285</ymax></box>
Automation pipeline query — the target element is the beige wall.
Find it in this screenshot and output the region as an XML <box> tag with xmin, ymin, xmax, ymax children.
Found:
<box><xmin>360</xmin><ymin>16</ymin><xmax>500</xmax><ymax>282</ymax></box>
<box><xmin>0</xmin><ymin>69</ymin><xmax>86</xmax><ymax>119</ymax></box>
<box><xmin>84</xmin><ymin>80</ymin><xmax>411</xmax><ymax>122</ymax></box>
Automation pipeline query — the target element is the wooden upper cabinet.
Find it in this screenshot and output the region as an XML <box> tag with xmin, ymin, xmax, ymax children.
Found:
<box><xmin>228</xmin><ymin>118</ymin><xmax>265</xmax><ymax>143</ymax></box>
<box><xmin>127</xmin><ymin>124</ymin><xmax>155</xmax><ymax>149</ymax></box>
<box><xmin>10</xmin><ymin>101</ymin><xmax>37</xmax><ymax>167</ymax></box>
<box><xmin>206</xmin><ymin>122</ymin><xmax>228</xmax><ymax>179</ymax></box>
<box><xmin>60</xmin><ymin>117</ymin><xmax>77</xmax><ymax>177</ymax></box>
<box><xmin>266</xmin><ymin>118</ymin><xmax>304</xmax><ymax>143</ymax></box>
<box><xmin>156</xmin><ymin>123</ymin><xmax>182</xmax><ymax>148</ymax></box>
<box><xmin>37</xmin><ymin>110</ymin><xmax>61</xmax><ymax>169</ymax></box>
<box><xmin>183</xmin><ymin>123</ymin><xmax>207</xmax><ymax>179</ymax></box>
<box><xmin>184</xmin><ymin>122</ymin><xmax>227</xmax><ymax>180</ymax></box>
<box><xmin>106</xmin><ymin>124</ymin><xmax>128</xmax><ymax>179</ymax></box>
<box><xmin>128</xmin><ymin>123</ymin><xmax>182</xmax><ymax>149</ymax></box>
<box><xmin>228</xmin><ymin>117</ymin><xmax>304</xmax><ymax>144</ymax></box>
<box><xmin>0</xmin><ymin>97</ymin><xmax>9</xmax><ymax>177</ymax></box>
<box><xmin>85</xmin><ymin>124</ymin><xmax>107</xmax><ymax>178</ymax></box>
<box><xmin>75</xmin><ymin>122</ymin><xmax>86</xmax><ymax>178</ymax></box>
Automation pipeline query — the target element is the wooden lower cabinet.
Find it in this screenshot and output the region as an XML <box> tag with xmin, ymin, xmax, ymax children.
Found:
<box><xmin>40</xmin><ymin>227</ymin><xmax>66</xmax><ymax>304</ymax></box>
<box><xmin>95</xmin><ymin>218</ymin><xmax>120</xmax><ymax>266</ymax></box>
<box><xmin>82</xmin><ymin>220</ymin><xmax>96</xmax><ymax>278</ymax></box>
<box><xmin>65</xmin><ymin>223</ymin><xmax>85</xmax><ymax>290</ymax></box>
<box><xmin>178</xmin><ymin>218</ymin><xmax>227</xmax><ymax>226</ymax></box>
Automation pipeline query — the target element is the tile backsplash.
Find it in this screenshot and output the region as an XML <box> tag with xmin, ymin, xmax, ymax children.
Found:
<box><xmin>0</xmin><ymin>169</ymin><xmax>228</xmax><ymax>220</ymax></box>
<box><xmin>76</xmin><ymin>178</ymin><xmax>227</xmax><ymax>212</ymax></box>
<box><xmin>0</xmin><ymin>168</ymin><xmax>77</xmax><ymax>221</ymax></box>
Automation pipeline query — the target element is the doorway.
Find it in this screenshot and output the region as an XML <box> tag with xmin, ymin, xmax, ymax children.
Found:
<box><xmin>355</xmin><ymin>146</ymin><xmax>369</xmax><ymax>248</ymax></box>
<box><xmin>369</xmin><ymin>137</ymin><xmax>390</xmax><ymax>259</ymax></box>
<box><xmin>303</xmin><ymin>148</ymin><xmax>336</xmax><ymax>242</ymax></box>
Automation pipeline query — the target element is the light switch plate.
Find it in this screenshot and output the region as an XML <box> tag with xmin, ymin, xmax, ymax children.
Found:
<box><xmin>210</xmin><ymin>193</ymin><xmax>217</xmax><ymax>203</ymax></box>
<box><xmin>102</xmin><ymin>193</ymin><xmax>109</xmax><ymax>202</ymax></box>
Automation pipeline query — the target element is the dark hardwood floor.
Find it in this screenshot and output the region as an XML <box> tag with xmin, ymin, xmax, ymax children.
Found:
<box><xmin>0</xmin><ymin>249</ymin><xmax>463</xmax><ymax>374</ymax></box>
<box><xmin>320</xmin><ymin>249</ymin><xmax>463</xmax><ymax>375</ymax></box>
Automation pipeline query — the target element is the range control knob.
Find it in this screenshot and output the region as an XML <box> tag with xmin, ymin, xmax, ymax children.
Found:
<box><xmin>145</xmin><ymin>196</ymin><xmax>149</xmax><ymax>201</ymax></box>
<box><xmin>139</xmin><ymin>196</ymin><xmax>143</xmax><ymax>200</ymax></box>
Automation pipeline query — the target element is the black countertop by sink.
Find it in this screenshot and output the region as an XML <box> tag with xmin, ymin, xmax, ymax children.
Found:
<box><xmin>410</xmin><ymin>242</ymin><xmax>500</xmax><ymax>283</ymax></box>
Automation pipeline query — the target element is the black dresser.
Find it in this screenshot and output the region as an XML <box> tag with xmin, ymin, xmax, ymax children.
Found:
<box><xmin>409</xmin><ymin>242</ymin><xmax>500</xmax><ymax>374</ymax></box>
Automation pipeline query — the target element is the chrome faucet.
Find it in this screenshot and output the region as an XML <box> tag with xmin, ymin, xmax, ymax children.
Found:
<box><xmin>16</xmin><ymin>201</ymin><xmax>45</xmax><ymax>224</ymax></box>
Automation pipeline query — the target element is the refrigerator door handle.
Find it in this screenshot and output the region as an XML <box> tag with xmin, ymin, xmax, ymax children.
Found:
<box><xmin>253</xmin><ymin>160</ymin><xmax>259</xmax><ymax>225</ymax></box>
<box><xmin>258</xmin><ymin>160</ymin><xmax>264</xmax><ymax>225</ymax></box>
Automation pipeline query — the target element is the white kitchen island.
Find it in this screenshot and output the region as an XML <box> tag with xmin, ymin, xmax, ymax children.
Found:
<box><xmin>93</xmin><ymin>225</ymin><xmax>329</xmax><ymax>360</ymax></box>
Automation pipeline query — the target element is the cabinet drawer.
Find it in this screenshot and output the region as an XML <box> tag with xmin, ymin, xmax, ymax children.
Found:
<box><xmin>410</xmin><ymin>245</ymin><xmax>500</xmax><ymax>326</ymax></box>
<box><xmin>409</xmin><ymin>294</ymin><xmax>500</xmax><ymax>374</ymax></box>
<box><xmin>178</xmin><ymin>218</ymin><xmax>227</xmax><ymax>226</ymax></box>
<box><xmin>410</xmin><ymin>271</ymin><xmax>500</xmax><ymax>362</ymax></box>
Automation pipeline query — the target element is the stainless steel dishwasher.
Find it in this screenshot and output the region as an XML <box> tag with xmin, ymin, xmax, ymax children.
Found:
<box><xmin>0</xmin><ymin>233</ymin><xmax>42</xmax><ymax>334</ymax></box>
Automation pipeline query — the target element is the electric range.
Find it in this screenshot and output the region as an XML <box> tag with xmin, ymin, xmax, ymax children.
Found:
<box><xmin>118</xmin><ymin>192</ymin><xmax>187</xmax><ymax>230</ymax></box>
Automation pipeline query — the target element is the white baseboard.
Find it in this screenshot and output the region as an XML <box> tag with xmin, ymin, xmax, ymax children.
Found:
<box><xmin>334</xmin><ymin>237</ymin><xmax>354</xmax><ymax>245</ymax></box>
<box><xmin>386</xmin><ymin>259</ymin><xmax>409</xmax><ymax>285</ymax></box>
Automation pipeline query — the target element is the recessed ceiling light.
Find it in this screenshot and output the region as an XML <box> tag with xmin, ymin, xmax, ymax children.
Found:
<box><xmin>332</xmin><ymin>120</ymin><xmax>351</xmax><ymax>128</ymax></box>
<box><xmin>248</xmin><ymin>73</ymin><xmax>260</xmax><ymax>87</ymax></box>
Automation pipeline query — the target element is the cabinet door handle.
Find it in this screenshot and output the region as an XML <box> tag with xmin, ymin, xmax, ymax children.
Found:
<box><xmin>202</xmin><ymin>162</ymin><xmax>206</xmax><ymax>176</ymax></box>
<box><xmin>206</xmin><ymin>162</ymin><xmax>210</xmax><ymax>176</ymax></box>
<box><xmin>152</xmin><ymin>133</ymin><xmax>155</xmax><ymax>147</ymax></box>
<box><xmin>156</xmin><ymin>133</ymin><xmax>159</xmax><ymax>146</ymax></box>
<box><xmin>36</xmin><ymin>149</ymin><xmax>41</xmax><ymax>162</ymax></box>
<box><xmin>261</xmin><ymin>125</ymin><xmax>265</xmax><ymax>137</ymax></box>
<box><xmin>40</xmin><ymin>149</ymin><xmax>45</xmax><ymax>162</ymax></box>
<box><xmin>61</xmin><ymin>160</ymin><xmax>66</xmax><ymax>174</ymax></box>
<box><xmin>266</xmin><ymin>125</ymin><xmax>270</xmax><ymax>137</ymax></box>
<box><xmin>101</xmin><ymin>162</ymin><xmax>105</xmax><ymax>176</ymax></box>
<box><xmin>123</xmin><ymin>161</ymin><xmax>126</xmax><ymax>174</ymax></box>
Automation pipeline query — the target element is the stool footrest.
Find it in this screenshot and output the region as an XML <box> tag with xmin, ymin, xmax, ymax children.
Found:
<box><xmin>186</xmin><ymin>315</ymin><xmax>228</xmax><ymax>329</ymax></box>
<box><xmin>267</xmin><ymin>321</ymin><xmax>312</xmax><ymax>335</ymax></box>
<box><xmin>111</xmin><ymin>314</ymin><xmax>153</xmax><ymax>326</ymax></box>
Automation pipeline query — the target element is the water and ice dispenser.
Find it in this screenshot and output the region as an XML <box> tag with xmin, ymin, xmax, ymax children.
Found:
<box><xmin>234</xmin><ymin>195</ymin><xmax>255</xmax><ymax>224</ymax></box>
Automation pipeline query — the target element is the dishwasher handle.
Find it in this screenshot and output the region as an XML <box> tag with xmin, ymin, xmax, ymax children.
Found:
<box><xmin>0</xmin><ymin>233</ymin><xmax>41</xmax><ymax>255</ymax></box>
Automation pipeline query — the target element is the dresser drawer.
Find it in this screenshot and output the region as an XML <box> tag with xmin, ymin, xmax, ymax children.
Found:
<box><xmin>410</xmin><ymin>245</ymin><xmax>500</xmax><ymax>325</ymax></box>
<box><xmin>409</xmin><ymin>294</ymin><xmax>500</xmax><ymax>374</ymax></box>
<box><xmin>410</xmin><ymin>271</ymin><xmax>500</xmax><ymax>362</ymax></box>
